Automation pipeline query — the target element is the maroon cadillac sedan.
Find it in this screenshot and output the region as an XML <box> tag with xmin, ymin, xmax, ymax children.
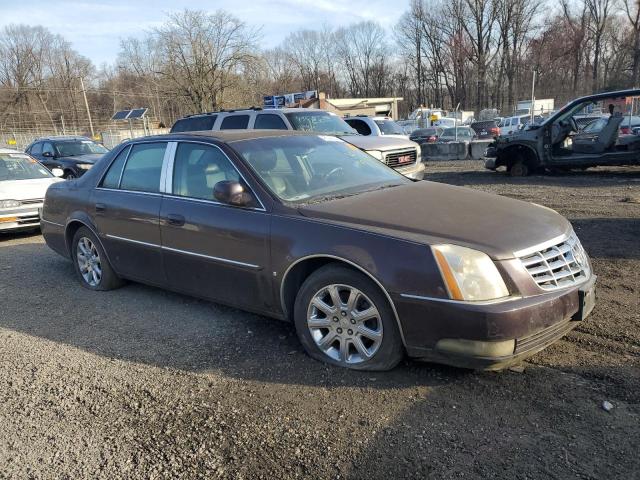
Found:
<box><xmin>41</xmin><ymin>131</ymin><xmax>596</xmax><ymax>371</ymax></box>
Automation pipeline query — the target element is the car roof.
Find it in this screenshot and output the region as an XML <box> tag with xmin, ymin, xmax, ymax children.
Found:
<box><xmin>34</xmin><ymin>135</ymin><xmax>92</xmax><ymax>142</ymax></box>
<box><xmin>137</xmin><ymin>129</ymin><xmax>321</xmax><ymax>143</ymax></box>
<box><xmin>182</xmin><ymin>107</ymin><xmax>331</xmax><ymax>119</ymax></box>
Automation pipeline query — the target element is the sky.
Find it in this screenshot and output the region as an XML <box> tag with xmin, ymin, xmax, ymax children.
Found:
<box><xmin>0</xmin><ymin>0</ymin><xmax>409</xmax><ymax>66</ymax></box>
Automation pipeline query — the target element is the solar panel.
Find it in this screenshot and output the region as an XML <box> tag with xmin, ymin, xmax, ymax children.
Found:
<box><xmin>127</xmin><ymin>108</ymin><xmax>147</xmax><ymax>119</ymax></box>
<box><xmin>111</xmin><ymin>110</ymin><xmax>131</xmax><ymax>120</ymax></box>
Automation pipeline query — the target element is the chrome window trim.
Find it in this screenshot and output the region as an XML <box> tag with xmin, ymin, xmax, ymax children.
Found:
<box><xmin>279</xmin><ymin>254</ymin><xmax>408</xmax><ymax>346</ymax></box>
<box><xmin>162</xmin><ymin>193</ymin><xmax>265</xmax><ymax>212</ymax></box>
<box><xmin>116</xmin><ymin>144</ymin><xmax>133</xmax><ymax>189</ymax></box>
<box><xmin>160</xmin><ymin>142</ymin><xmax>177</xmax><ymax>194</ymax></box>
<box><xmin>169</xmin><ymin>140</ymin><xmax>266</xmax><ymax>211</ymax></box>
<box><xmin>96</xmin><ymin>144</ymin><xmax>131</xmax><ymax>188</ymax></box>
<box><xmin>162</xmin><ymin>246</ymin><xmax>260</xmax><ymax>269</ymax></box>
<box><xmin>94</xmin><ymin>187</ymin><xmax>162</xmax><ymax>197</ymax></box>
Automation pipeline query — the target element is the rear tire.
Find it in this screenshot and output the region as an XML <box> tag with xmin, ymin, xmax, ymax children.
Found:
<box><xmin>508</xmin><ymin>158</ymin><xmax>529</xmax><ymax>177</ymax></box>
<box><xmin>71</xmin><ymin>226</ymin><xmax>123</xmax><ymax>291</ymax></box>
<box><xmin>293</xmin><ymin>264</ymin><xmax>404</xmax><ymax>371</ymax></box>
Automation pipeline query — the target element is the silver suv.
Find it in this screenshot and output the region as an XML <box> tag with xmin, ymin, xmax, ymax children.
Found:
<box><xmin>170</xmin><ymin>108</ymin><xmax>424</xmax><ymax>180</ymax></box>
<box><xmin>344</xmin><ymin>115</ymin><xmax>409</xmax><ymax>139</ymax></box>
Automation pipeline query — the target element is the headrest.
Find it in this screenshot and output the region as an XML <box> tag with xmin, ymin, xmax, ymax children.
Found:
<box><xmin>251</xmin><ymin>149</ymin><xmax>278</xmax><ymax>172</ymax></box>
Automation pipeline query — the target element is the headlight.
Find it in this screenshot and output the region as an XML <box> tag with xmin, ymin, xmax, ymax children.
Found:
<box><xmin>367</xmin><ymin>150</ymin><xmax>384</xmax><ymax>161</ymax></box>
<box><xmin>432</xmin><ymin>244</ymin><xmax>509</xmax><ymax>301</ymax></box>
<box><xmin>415</xmin><ymin>144</ymin><xmax>421</xmax><ymax>159</ymax></box>
<box><xmin>77</xmin><ymin>163</ymin><xmax>93</xmax><ymax>170</ymax></box>
<box><xmin>0</xmin><ymin>199</ymin><xmax>21</xmax><ymax>209</ymax></box>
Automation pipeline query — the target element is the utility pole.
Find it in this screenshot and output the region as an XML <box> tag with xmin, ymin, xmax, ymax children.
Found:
<box><xmin>80</xmin><ymin>77</ymin><xmax>95</xmax><ymax>138</ymax></box>
<box><xmin>530</xmin><ymin>70</ymin><xmax>537</xmax><ymax>123</ymax></box>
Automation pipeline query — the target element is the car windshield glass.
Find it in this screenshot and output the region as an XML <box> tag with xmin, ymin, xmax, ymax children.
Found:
<box><xmin>232</xmin><ymin>135</ymin><xmax>409</xmax><ymax>203</ymax></box>
<box><xmin>285</xmin><ymin>111</ymin><xmax>357</xmax><ymax>135</ymax></box>
<box><xmin>55</xmin><ymin>140</ymin><xmax>108</xmax><ymax>157</ymax></box>
<box><xmin>374</xmin><ymin>120</ymin><xmax>405</xmax><ymax>135</ymax></box>
<box><xmin>0</xmin><ymin>154</ymin><xmax>52</xmax><ymax>181</ymax></box>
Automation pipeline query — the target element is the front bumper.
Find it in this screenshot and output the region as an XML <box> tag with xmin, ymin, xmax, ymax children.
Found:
<box><xmin>395</xmin><ymin>161</ymin><xmax>425</xmax><ymax>180</ymax></box>
<box><xmin>395</xmin><ymin>275</ymin><xmax>596</xmax><ymax>370</ymax></box>
<box><xmin>0</xmin><ymin>206</ymin><xmax>42</xmax><ymax>232</ymax></box>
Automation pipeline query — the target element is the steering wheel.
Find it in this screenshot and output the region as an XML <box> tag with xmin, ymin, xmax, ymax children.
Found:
<box><xmin>324</xmin><ymin>167</ymin><xmax>344</xmax><ymax>182</ymax></box>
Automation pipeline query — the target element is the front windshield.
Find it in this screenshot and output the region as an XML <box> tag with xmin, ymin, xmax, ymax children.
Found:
<box><xmin>55</xmin><ymin>140</ymin><xmax>108</xmax><ymax>157</ymax></box>
<box><xmin>0</xmin><ymin>153</ymin><xmax>52</xmax><ymax>181</ymax></box>
<box><xmin>374</xmin><ymin>120</ymin><xmax>405</xmax><ymax>135</ymax></box>
<box><xmin>232</xmin><ymin>135</ymin><xmax>409</xmax><ymax>203</ymax></box>
<box><xmin>285</xmin><ymin>111</ymin><xmax>357</xmax><ymax>135</ymax></box>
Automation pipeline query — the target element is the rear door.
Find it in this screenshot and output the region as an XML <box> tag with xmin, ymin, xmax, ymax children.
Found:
<box><xmin>93</xmin><ymin>141</ymin><xmax>169</xmax><ymax>285</ymax></box>
<box><xmin>159</xmin><ymin>141</ymin><xmax>271</xmax><ymax>309</ymax></box>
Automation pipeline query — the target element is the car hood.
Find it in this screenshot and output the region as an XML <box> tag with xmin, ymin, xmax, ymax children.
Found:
<box><xmin>338</xmin><ymin>135</ymin><xmax>419</xmax><ymax>152</ymax></box>
<box><xmin>0</xmin><ymin>177</ymin><xmax>63</xmax><ymax>200</ymax></box>
<box><xmin>298</xmin><ymin>181</ymin><xmax>571</xmax><ymax>260</ymax></box>
<box><xmin>58</xmin><ymin>153</ymin><xmax>103</xmax><ymax>164</ymax></box>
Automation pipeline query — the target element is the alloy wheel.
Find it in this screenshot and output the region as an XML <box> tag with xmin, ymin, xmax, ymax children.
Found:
<box><xmin>307</xmin><ymin>284</ymin><xmax>383</xmax><ymax>365</ymax></box>
<box><xmin>76</xmin><ymin>237</ymin><xmax>102</xmax><ymax>287</ymax></box>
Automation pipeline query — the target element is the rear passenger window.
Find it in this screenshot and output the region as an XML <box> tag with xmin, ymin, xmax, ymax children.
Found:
<box><xmin>119</xmin><ymin>143</ymin><xmax>166</xmax><ymax>193</ymax></box>
<box><xmin>254</xmin><ymin>114</ymin><xmax>287</xmax><ymax>130</ymax></box>
<box><xmin>170</xmin><ymin>116</ymin><xmax>217</xmax><ymax>133</ymax></box>
<box><xmin>172</xmin><ymin>143</ymin><xmax>240</xmax><ymax>201</ymax></box>
<box><xmin>220</xmin><ymin>115</ymin><xmax>250</xmax><ymax>130</ymax></box>
<box><xmin>100</xmin><ymin>146</ymin><xmax>130</xmax><ymax>189</ymax></box>
<box><xmin>345</xmin><ymin>119</ymin><xmax>372</xmax><ymax>135</ymax></box>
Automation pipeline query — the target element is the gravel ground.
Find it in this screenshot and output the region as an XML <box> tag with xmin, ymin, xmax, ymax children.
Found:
<box><xmin>0</xmin><ymin>162</ymin><xmax>638</xmax><ymax>479</ymax></box>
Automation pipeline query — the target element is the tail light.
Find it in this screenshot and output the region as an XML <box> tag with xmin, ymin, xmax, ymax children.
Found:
<box><xmin>490</xmin><ymin>127</ymin><xmax>500</xmax><ymax>136</ymax></box>
<box><xmin>427</xmin><ymin>136</ymin><xmax>437</xmax><ymax>142</ymax></box>
<box><xmin>620</xmin><ymin>126</ymin><xmax>631</xmax><ymax>135</ymax></box>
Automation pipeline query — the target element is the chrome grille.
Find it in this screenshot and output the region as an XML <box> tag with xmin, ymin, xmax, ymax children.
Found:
<box><xmin>20</xmin><ymin>198</ymin><xmax>44</xmax><ymax>205</ymax></box>
<box><xmin>384</xmin><ymin>149</ymin><xmax>417</xmax><ymax>168</ymax></box>
<box><xmin>518</xmin><ymin>234</ymin><xmax>590</xmax><ymax>291</ymax></box>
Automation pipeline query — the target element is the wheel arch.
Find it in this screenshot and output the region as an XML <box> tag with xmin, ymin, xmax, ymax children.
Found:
<box><xmin>500</xmin><ymin>143</ymin><xmax>540</xmax><ymax>168</ymax></box>
<box><xmin>279</xmin><ymin>254</ymin><xmax>407</xmax><ymax>346</ymax></box>
<box><xmin>64</xmin><ymin>216</ymin><xmax>113</xmax><ymax>268</ymax></box>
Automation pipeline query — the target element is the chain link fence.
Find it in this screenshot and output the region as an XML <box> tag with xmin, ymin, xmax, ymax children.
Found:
<box><xmin>0</xmin><ymin>127</ymin><xmax>170</xmax><ymax>152</ymax></box>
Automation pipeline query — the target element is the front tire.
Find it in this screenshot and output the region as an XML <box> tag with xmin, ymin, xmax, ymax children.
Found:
<box><xmin>71</xmin><ymin>226</ymin><xmax>123</xmax><ymax>291</ymax></box>
<box><xmin>508</xmin><ymin>158</ymin><xmax>529</xmax><ymax>177</ymax></box>
<box><xmin>293</xmin><ymin>264</ymin><xmax>404</xmax><ymax>371</ymax></box>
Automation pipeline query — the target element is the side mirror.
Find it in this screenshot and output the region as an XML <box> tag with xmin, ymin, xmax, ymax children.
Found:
<box><xmin>42</xmin><ymin>151</ymin><xmax>53</xmax><ymax>157</ymax></box>
<box><xmin>51</xmin><ymin>168</ymin><xmax>64</xmax><ymax>178</ymax></box>
<box><xmin>213</xmin><ymin>181</ymin><xmax>254</xmax><ymax>207</ymax></box>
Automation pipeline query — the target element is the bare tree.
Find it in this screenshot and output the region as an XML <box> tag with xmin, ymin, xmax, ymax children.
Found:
<box><xmin>622</xmin><ymin>0</ymin><xmax>640</xmax><ymax>86</ymax></box>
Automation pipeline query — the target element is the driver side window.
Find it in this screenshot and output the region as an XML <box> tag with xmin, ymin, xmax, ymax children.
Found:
<box><xmin>172</xmin><ymin>143</ymin><xmax>241</xmax><ymax>201</ymax></box>
<box><xmin>43</xmin><ymin>142</ymin><xmax>55</xmax><ymax>156</ymax></box>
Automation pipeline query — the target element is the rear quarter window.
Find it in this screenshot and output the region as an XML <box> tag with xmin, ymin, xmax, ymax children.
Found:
<box><xmin>220</xmin><ymin>115</ymin><xmax>250</xmax><ymax>130</ymax></box>
<box><xmin>119</xmin><ymin>143</ymin><xmax>167</xmax><ymax>193</ymax></box>
<box><xmin>170</xmin><ymin>116</ymin><xmax>217</xmax><ymax>133</ymax></box>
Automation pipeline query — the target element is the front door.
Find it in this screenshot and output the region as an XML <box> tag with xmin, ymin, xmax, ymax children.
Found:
<box><xmin>93</xmin><ymin>142</ymin><xmax>168</xmax><ymax>285</ymax></box>
<box><xmin>159</xmin><ymin>141</ymin><xmax>271</xmax><ymax>310</ymax></box>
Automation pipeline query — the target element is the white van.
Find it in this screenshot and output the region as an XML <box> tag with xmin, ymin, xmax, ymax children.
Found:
<box><xmin>499</xmin><ymin>115</ymin><xmax>542</xmax><ymax>135</ymax></box>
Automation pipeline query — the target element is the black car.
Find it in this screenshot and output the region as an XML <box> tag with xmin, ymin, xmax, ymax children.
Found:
<box><xmin>26</xmin><ymin>136</ymin><xmax>109</xmax><ymax>179</ymax></box>
<box><xmin>470</xmin><ymin>120</ymin><xmax>500</xmax><ymax>139</ymax></box>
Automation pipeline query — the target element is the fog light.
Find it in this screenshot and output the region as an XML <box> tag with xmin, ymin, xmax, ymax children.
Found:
<box><xmin>436</xmin><ymin>338</ymin><xmax>515</xmax><ymax>357</ymax></box>
<box><xmin>0</xmin><ymin>217</ymin><xmax>18</xmax><ymax>223</ymax></box>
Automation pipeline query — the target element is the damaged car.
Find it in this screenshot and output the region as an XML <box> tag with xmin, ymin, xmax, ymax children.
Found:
<box><xmin>485</xmin><ymin>89</ymin><xmax>640</xmax><ymax>176</ymax></box>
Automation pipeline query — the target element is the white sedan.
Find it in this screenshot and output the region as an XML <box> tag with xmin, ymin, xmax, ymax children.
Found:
<box><xmin>0</xmin><ymin>148</ymin><xmax>63</xmax><ymax>233</ymax></box>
